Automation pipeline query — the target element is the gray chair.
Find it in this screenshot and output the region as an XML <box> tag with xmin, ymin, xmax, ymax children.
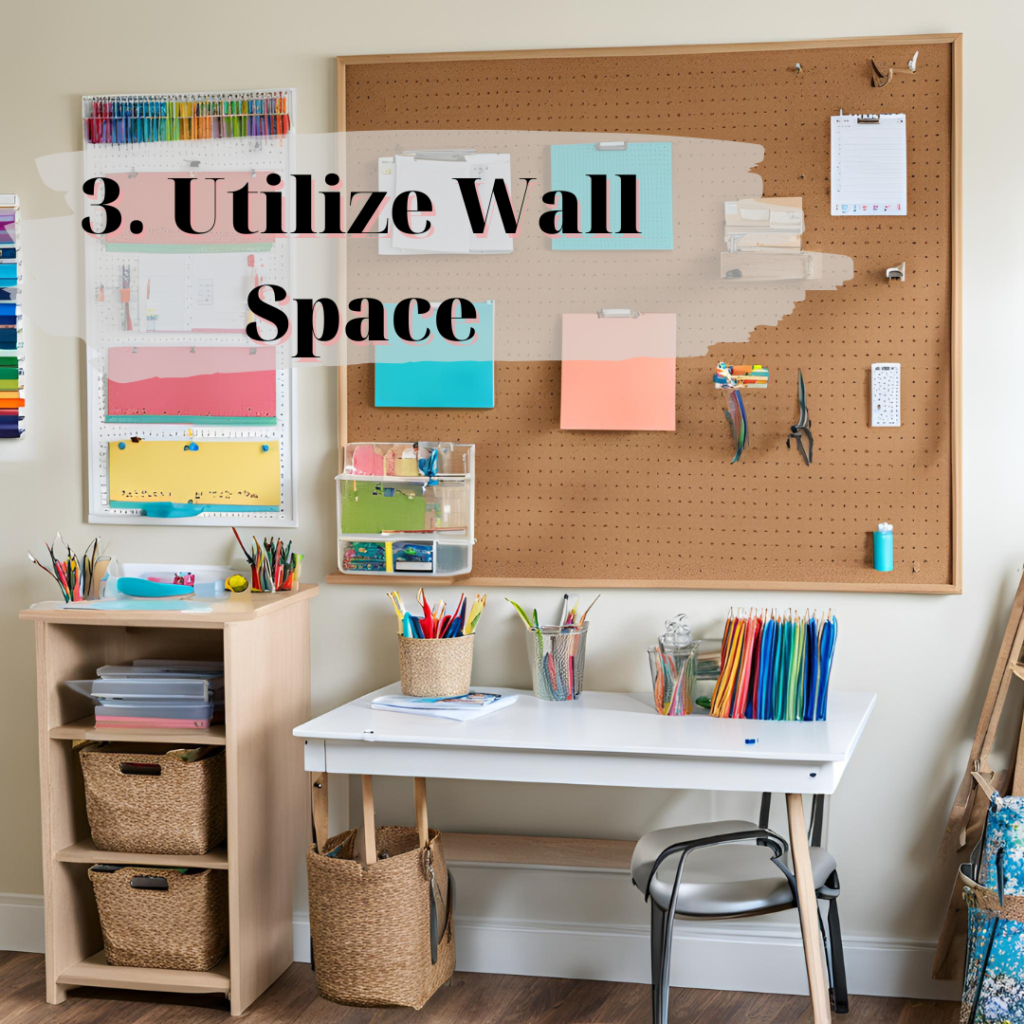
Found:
<box><xmin>630</xmin><ymin>794</ymin><xmax>847</xmax><ymax>1024</ymax></box>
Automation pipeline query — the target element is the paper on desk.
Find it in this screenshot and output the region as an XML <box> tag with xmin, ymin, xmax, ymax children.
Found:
<box><xmin>371</xmin><ymin>691</ymin><xmax>518</xmax><ymax>720</ymax></box>
<box><xmin>830</xmin><ymin>114</ymin><xmax>907</xmax><ymax>216</ymax></box>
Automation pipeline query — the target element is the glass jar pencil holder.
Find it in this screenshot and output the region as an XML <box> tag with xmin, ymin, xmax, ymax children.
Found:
<box><xmin>526</xmin><ymin>623</ymin><xmax>588</xmax><ymax>701</ymax></box>
<box><xmin>648</xmin><ymin>640</ymin><xmax>700</xmax><ymax>715</ymax></box>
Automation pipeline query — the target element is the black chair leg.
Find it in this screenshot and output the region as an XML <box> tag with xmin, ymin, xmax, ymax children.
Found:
<box><xmin>650</xmin><ymin>902</ymin><xmax>675</xmax><ymax>1024</ymax></box>
<box><xmin>825</xmin><ymin>873</ymin><xmax>849</xmax><ymax>1014</ymax></box>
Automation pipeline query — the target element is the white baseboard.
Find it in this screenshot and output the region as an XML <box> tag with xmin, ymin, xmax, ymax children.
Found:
<box><xmin>292</xmin><ymin>912</ymin><xmax>960</xmax><ymax>1002</ymax></box>
<box><xmin>3</xmin><ymin>893</ymin><xmax>959</xmax><ymax>1002</ymax></box>
<box><xmin>0</xmin><ymin>894</ymin><xmax>44</xmax><ymax>954</ymax></box>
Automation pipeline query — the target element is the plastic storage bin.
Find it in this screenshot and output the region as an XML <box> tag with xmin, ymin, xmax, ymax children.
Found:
<box><xmin>92</xmin><ymin>700</ymin><xmax>220</xmax><ymax>729</ymax></box>
<box><xmin>80</xmin><ymin>746</ymin><xmax>227</xmax><ymax>855</ymax></box>
<box><xmin>89</xmin><ymin>865</ymin><xmax>228</xmax><ymax>971</ymax></box>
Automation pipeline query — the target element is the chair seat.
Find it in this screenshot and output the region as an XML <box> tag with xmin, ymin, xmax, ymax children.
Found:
<box><xmin>632</xmin><ymin>820</ymin><xmax>837</xmax><ymax>918</ymax></box>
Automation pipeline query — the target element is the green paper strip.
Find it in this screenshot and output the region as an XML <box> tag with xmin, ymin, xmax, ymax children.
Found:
<box><xmin>105</xmin><ymin>415</ymin><xmax>276</xmax><ymax>426</ymax></box>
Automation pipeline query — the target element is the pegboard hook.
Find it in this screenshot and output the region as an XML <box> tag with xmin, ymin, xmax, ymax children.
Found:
<box><xmin>871</xmin><ymin>51</ymin><xmax>918</xmax><ymax>88</ymax></box>
<box><xmin>597</xmin><ymin>308</ymin><xmax>640</xmax><ymax>318</ymax></box>
<box><xmin>794</xmin><ymin>63</ymin><xmax>803</xmax><ymax>74</ymax></box>
<box><xmin>885</xmin><ymin>261</ymin><xmax>906</xmax><ymax>283</ymax></box>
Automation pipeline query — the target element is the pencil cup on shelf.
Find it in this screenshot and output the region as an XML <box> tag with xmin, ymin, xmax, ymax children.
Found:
<box><xmin>398</xmin><ymin>634</ymin><xmax>474</xmax><ymax>697</ymax></box>
<box><xmin>526</xmin><ymin>623</ymin><xmax>588</xmax><ymax>701</ymax></box>
<box><xmin>649</xmin><ymin>614</ymin><xmax>699</xmax><ymax>715</ymax></box>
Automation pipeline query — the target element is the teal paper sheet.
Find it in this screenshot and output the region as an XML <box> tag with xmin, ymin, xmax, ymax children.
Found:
<box><xmin>550</xmin><ymin>142</ymin><xmax>673</xmax><ymax>251</ymax></box>
<box><xmin>375</xmin><ymin>300</ymin><xmax>494</xmax><ymax>408</ymax></box>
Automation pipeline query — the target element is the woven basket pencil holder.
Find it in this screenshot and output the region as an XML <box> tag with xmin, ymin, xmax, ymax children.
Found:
<box><xmin>89</xmin><ymin>866</ymin><xmax>228</xmax><ymax>971</ymax></box>
<box><xmin>80</xmin><ymin>748</ymin><xmax>227</xmax><ymax>856</ymax></box>
<box><xmin>398</xmin><ymin>634</ymin><xmax>474</xmax><ymax>697</ymax></box>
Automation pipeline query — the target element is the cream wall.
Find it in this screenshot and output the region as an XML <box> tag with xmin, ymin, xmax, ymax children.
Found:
<box><xmin>3</xmin><ymin>0</ymin><xmax>1022</xmax><ymax>996</ymax></box>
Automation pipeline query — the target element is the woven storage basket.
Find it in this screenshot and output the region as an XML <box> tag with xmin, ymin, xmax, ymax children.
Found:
<box><xmin>89</xmin><ymin>866</ymin><xmax>228</xmax><ymax>971</ymax></box>
<box><xmin>306</xmin><ymin>774</ymin><xmax>455</xmax><ymax>1009</ymax></box>
<box><xmin>80</xmin><ymin>748</ymin><xmax>226</xmax><ymax>855</ymax></box>
<box><xmin>307</xmin><ymin>827</ymin><xmax>454</xmax><ymax>1008</ymax></box>
<box><xmin>398</xmin><ymin>634</ymin><xmax>474</xmax><ymax>697</ymax></box>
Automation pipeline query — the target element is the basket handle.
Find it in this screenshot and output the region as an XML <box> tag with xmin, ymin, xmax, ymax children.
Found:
<box><xmin>414</xmin><ymin>778</ymin><xmax>429</xmax><ymax>849</ymax></box>
<box><xmin>310</xmin><ymin>772</ymin><xmax>328</xmax><ymax>856</ymax></box>
<box><xmin>359</xmin><ymin>775</ymin><xmax>430</xmax><ymax>866</ymax></box>
<box><xmin>119</xmin><ymin>762</ymin><xmax>162</xmax><ymax>776</ymax></box>
<box><xmin>309</xmin><ymin>773</ymin><xmax>430</xmax><ymax>864</ymax></box>
<box><xmin>129</xmin><ymin>876</ymin><xmax>169</xmax><ymax>890</ymax></box>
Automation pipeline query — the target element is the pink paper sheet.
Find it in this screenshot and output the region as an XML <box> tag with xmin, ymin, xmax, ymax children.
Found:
<box><xmin>560</xmin><ymin>313</ymin><xmax>677</xmax><ymax>431</ymax></box>
<box><xmin>107</xmin><ymin>346</ymin><xmax>276</xmax><ymax>419</ymax></box>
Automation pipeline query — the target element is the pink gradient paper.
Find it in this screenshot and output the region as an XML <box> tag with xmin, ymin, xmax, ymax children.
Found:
<box><xmin>107</xmin><ymin>346</ymin><xmax>276</xmax><ymax>419</ymax></box>
<box><xmin>560</xmin><ymin>313</ymin><xmax>677</xmax><ymax>431</ymax></box>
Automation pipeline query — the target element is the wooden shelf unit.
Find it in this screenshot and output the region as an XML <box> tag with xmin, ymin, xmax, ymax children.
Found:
<box><xmin>55</xmin><ymin>840</ymin><xmax>229</xmax><ymax>870</ymax></box>
<box><xmin>57</xmin><ymin>951</ymin><xmax>231</xmax><ymax>995</ymax></box>
<box><xmin>49</xmin><ymin>718</ymin><xmax>227</xmax><ymax>745</ymax></box>
<box><xmin>21</xmin><ymin>586</ymin><xmax>318</xmax><ymax>1017</ymax></box>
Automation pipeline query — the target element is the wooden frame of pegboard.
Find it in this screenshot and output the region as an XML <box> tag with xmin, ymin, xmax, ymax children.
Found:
<box><xmin>330</xmin><ymin>34</ymin><xmax>962</xmax><ymax>593</ymax></box>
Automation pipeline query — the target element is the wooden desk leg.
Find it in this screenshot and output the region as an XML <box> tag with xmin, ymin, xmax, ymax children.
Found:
<box><xmin>786</xmin><ymin>793</ymin><xmax>831</xmax><ymax>1024</ymax></box>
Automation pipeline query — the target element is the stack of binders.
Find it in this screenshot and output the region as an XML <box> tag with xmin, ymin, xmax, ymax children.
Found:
<box><xmin>67</xmin><ymin>660</ymin><xmax>225</xmax><ymax>730</ymax></box>
<box><xmin>0</xmin><ymin>194</ymin><xmax>23</xmax><ymax>439</ymax></box>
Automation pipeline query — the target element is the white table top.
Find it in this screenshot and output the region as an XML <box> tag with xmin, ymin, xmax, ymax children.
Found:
<box><xmin>295</xmin><ymin>686</ymin><xmax>876</xmax><ymax>794</ymax></box>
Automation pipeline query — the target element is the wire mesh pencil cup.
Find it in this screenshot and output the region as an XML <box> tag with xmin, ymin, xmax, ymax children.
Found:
<box><xmin>648</xmin><ymin>641</ymin><xmax>699</xmax><ymax>715</ymax></box>
<box><xmin>526</xmin><ymin>624</ymin><xmax>588</xmax><ymax>701</ymax></box>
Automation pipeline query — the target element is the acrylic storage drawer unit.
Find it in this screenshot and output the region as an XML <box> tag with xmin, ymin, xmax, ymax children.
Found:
<box><xmin>337</xmin><ymin>442</ymin><xmax>475</xmax><ymax>578</ymax></box>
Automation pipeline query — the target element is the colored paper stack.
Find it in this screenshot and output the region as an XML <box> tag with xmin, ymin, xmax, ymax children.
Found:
<box><xmin>709</xmin><ymin>610</ymin><xmax>837</xmax><ymax>721</ymax></box>
<box><xmin>0</xmin><ymin>195</ymin><xmax>23</xmax><ymax>439</ymax></box>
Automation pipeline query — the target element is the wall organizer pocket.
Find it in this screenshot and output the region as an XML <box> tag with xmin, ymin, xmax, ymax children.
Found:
<box><xmin>336</xmin><ymin>442</ymin><xmax>476</xmax><ymax>578</ymax></box>
<box><xmin>81</xmin><ymin>90</ymin><xmax>298</xmax><ymax>526</ymax></box>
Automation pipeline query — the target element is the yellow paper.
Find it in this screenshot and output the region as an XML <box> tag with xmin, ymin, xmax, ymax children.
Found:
<box><xmin>108</xmin><ymin>440</ymin><xmax>281</xmax><ymax>508</ymax></box>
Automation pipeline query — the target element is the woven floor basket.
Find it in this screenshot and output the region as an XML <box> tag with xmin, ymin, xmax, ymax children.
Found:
<box><xmin>80</xmin><ymin>748</ymin><xmax>227</xmax><ymax>855</ymax></box>
<box><xmin>398</xmin><ymin>634</ymin><xmax>474</xmax><ymax>697</ymax></box>
<box><xmin>307</xmin><ymin>826</ymin><xmax>455</xmax><ymax>1008</ymax></box>
<box><xmin>89</xmin><ymin>866</ymin><xmax>228</xmax><ymax>971</ymax></box>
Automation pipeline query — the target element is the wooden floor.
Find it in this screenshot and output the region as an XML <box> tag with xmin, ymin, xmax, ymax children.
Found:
<box><xmin>0</xmin><ymin>952</ymin><xmax>960</xmax><ymax>1024</ymax></box>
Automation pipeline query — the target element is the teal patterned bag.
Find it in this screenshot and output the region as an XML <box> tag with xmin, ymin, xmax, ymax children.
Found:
<box><xmin>960</xmin><ymin>785</ymin><xmax>1024</xmax><ymax>1024</ymax></box>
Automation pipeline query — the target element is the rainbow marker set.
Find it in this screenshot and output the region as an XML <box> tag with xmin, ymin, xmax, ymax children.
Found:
<box><xmin>83</xmin><ymin>92</ymin><xmax>291</xmax><ymax>145</ymax></box>
<box><xmin>0</xmin><ymin>195</ymin><xmax>22</xmax><ymax>439</ymax></box>
<box><xmin>710</xmin><ymin>609</ymin><xmax>837</xmax><ymax>721</ymax></box>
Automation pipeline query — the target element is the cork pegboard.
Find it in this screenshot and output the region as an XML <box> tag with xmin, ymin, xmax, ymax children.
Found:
<box><xmin>335</xmin><ymin>36</ymin><xmax>962</xmax><ymax>593</ymax></box>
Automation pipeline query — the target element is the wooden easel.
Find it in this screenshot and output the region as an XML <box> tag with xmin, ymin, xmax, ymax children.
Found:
<box><xmin>932</xmin><ymin>567</ymin><xmax>1024</xmax><ymax>979</ymax></box>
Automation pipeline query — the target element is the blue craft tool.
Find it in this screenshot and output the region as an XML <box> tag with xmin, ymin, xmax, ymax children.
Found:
<box><xmin>117</xmin><ymin>577</ymin><xmax>195</xmax><ymax>598</ymax></box>
<box><xmin>141</xmin><ymin>503</ymin><xmax>209</xmax><ymax>518</ymax></box>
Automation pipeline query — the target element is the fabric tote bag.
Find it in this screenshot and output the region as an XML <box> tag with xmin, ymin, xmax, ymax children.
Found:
<box><xmin>959</xmin><ymin>774</ymin><xmax>1024</xmax><ymax>1023</ymax></box>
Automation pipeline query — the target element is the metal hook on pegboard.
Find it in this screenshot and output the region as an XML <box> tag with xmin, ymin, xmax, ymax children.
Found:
<box><xmin>871</xmin><ymin>51</ymin><xmax>918</xmax><ymax>88</ymax></box>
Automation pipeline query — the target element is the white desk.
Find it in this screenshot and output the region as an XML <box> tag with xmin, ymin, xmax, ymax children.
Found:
<box><xmin>295</xmin><ymin>686</ymin><xmax>876</xmax><ymax>1023</ymax></box>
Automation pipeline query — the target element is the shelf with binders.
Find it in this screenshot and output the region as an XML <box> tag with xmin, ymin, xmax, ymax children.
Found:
<box><xmin>336</xmin><ymin>442</ymin><xmax>476</xmax><ymax>578</ymax></box>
